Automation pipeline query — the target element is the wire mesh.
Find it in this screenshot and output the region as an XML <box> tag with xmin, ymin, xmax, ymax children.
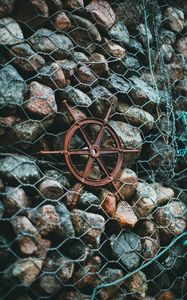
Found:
<box><xmin>0</xmin><ymin>0</ymin><xmax>187</xmax><ymax>299</ymax></box>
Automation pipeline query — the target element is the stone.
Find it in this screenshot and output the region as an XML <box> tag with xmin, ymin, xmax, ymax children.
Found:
<box><xmin>57</xmin><ymin>103</ymin><xmax>86</xmax><ymax>127</ymax></box>
<box><xmin>127</xmin><ymin>37</ymin><xmax>145</xmax><ymax>55</ymax></box>
<box><xmin>44</xmin><ymin>169</ymin><xmax>70</xmax><ymax>189</ymax></box>
<box><xmin>28</xmin><ymin>203</ymin><xmax>75</xmax><ymax>239</ymax></box>
<box><xmin>38</xmin><ymin>62</ymin><xmax>67</xmax><ymax>89</ymax></box>
<box><xmin>161</xmin><ymin>44</ymin><xmax>174</xmax><ymax>63</ymax></box>
<box><xmin>113</xmin><ymin>168</ymin><xmax>138</xmax><ymax>199</ymax></box>
<box><xmin>93</xmin><ymin>268</ymin><xmax>124</xmax><ymax>299</ymax></box>
<box><xmin>0</xmin><ymin>17</ymin><xmax>24</xmax><ymax>45</ymax></box>
<box><xmin>108</xmin><ymin>120</ymin><xmax>142</xmax><ymax>163</ymax></box>
<box><xmin>56</xmin><ymin>290</ymin><xmax>90</xmax><ymax>300</ymax></box>
<box><xmin>109</xmin><ymin>288</ymin><xmax>128</xmax><ymax>300</ymax></box>
<box><xmin>104</xmin><ymin>74</ymin><xmax>130</xmax><ymax>97</ymax></box>
<box><xmin>52</xmin><ymin>11</ymin><xmax>71</xmax><ymax>32</ymax></box>
<box><xmin>0</xmin><ymin>65</ymin><xmax>26</xmax><ymax>107</ymax></box>
<box><xmin>124</xmin><ymin>271</ymin><xmax>148</xmax><ymax>300</ymax></box>
<box><xmin>62</xmin><ymin>86</ymin><xmax>92</xmax><ymax>107</ymax></box>
<box><xmin>0</xmin><ymin>0</ymin><xmax>15</xmax><ymax>18</ymax></box>
<box><xmin>39</xmin><ymin>253</ymin><xmax>74</xmax><ymax>293</ymax></box>
<box><xmin>10</xmin><ymin>119</ymin><xmax>52</xmax><ymax>148</ymax></box>
<box><xmin>10</xmin><ymin>43</ymin><xmax>45</xmax><ymax>73</ymax></box>
<box><xmin>28</xmin><ymin>28</ymin><xmax>73</xmax><ymax>59</ymax></box>
<box><xmin>86</xmin><ymin>0</ymin><xmax>115</xmax><ymax>29</ymax></box>
<box><xmin>69</xmin><ymin>28</ymin><xmax>96</xmax><ymax>54</ymax></box>
<box><xmin>0</xmin><ymin>201</ymin><xmax>4</xmax><ymax>218</ymax></box>
<box><xmin>165</xmin><ymin>57</ymin><xmax>185</xmax><ymax>81</ymax></box>
<box><xmin>130</xmin><ymin>76</ymin><xmax>162</xmax><ymax>110</ymax></box>
<box><xmin>122</xmin><ymin>54</ymin><xmax>140</xmax><ymax>71</ymax></box>
<box><xmin>88</xmin><ymin>86</ymin><xmax>118</xmax><ymax>117</ymax></box>
<box><xmin>156</xmin><ymin>291</ymin><xmax>175</xmax><ymax>300</ymax></box>
<box><xmin>175</xmin><ymin>76</ymin><xmax>187</xmax><ymax>96</ymax></box>
<box><xmin>150</xmin><ymin>182</ymin><xmax>174</xmax><ymax>206</ymax></box>
<box><xmin>136</xmin><ymin>23</ymin><xmax>153</xmax><ymax>47</ymax></box>
<box><xmin>116</xmin><ymin>102</ymin><xmax>154</xmax><ymax>132</ymax></box>
<box><xmin>109</xmin><ymin>21</ymin><xmax>129</xmax><ymax>46</ymax></box>
<box><xmin>141</xmin><ymin>238</ymin><xmax>160</xmax><ymax>260</ymax></box>
<box><xmin>102</xmin><ymin>38</ymin><xmax>126</xmax><ymax>58</ymax></box>
<box><xmin>56</xmin><ymin>59</ymin><xmax>77</xmax><ymax>78</ymax></box>
<box><xmin>113</xmin><ymin>0</ymin><xmax>143</xmax><ymax>27</ymax></box>
<box><xmin>70</xmin><ymin>14</ymin><xmax>101</xmax><ymax>43</ymax></box>
<box><xmin>132</xmin><ymin>182</ymin><xmax>157</xmax><ymax>218</ymax></box>
<box><xmin>24</xmin><ymin>81</ymin><xmax>57</xmax><ymax>117</ymax></box>
<box><xmin>164</xmin><ymin>7</ymin><xmax>184</xmax><ymax>33</ymax></box>
<box><xmin>3</xmin><ymin>186</ymin><xmax>30</xmax><ymax>216</ymax></box>
<box><xmin>63</xmin><ymin>0</ymin><xmax>84</xmax><ymax>10</ymax></box>
<box><xmin>72</xmin><ymin>256</ymin><xmax>101</xmax><ymax>288</ymax></box>
<box><xmin>110</xmin><ymin>231</ymin><xmax>142</xmax><ymax>271</ymax></box>
<box><xmin>146</xmin><ymin>140</ymin><xmax>176</xmax><ymax>169</ymax></box>
<box><xmin>115</xmin><ymin>201</ymin><xmax>138</xmax><ymax>228</ymax></box>
<box><xmin>137</xmin><ymin>220</ymin><xmax>158</xmax><ymax>239</ymax></box>
<box><xmin>75</xmin><ymin>64</ymin><xmax>97</xmax><ymax>89</ymax></box>
<box><xmin>160</xmin><ymin>30</ymin><xmax>176</xmax><ymax>45</ymax></box>
<box><xmin>100</xmin><ymin>189</ymin><xmax>116</xmax><ymax>217</ymax></box>
<box><xmin>0</xmin><ymin>154</ymin><xmax>40</xmax><ymax>185</ymax></box>
<box><xmin>71</xmin><ymin>209</ymin><xmax>105</xmax><ymax>248</ymax></box>
<box><xmin>89</xmin><ymin>53</ymin><xmax>109</xmax><ymax>76</ymax></box>
<box><xmin>39</xmin><ymin>179</ymin><xmax>64</xmax><ymax>200</ymax></box>
<box><xmin>14</xmin><ymin>295</ymin><xmax>33</xmax><ymax>300</ymax></box>
<box><xmin>78</xmin><ymin>191</ymin><xmax>100</xmax><ymax>210</ymax></box>
<box><xmin>72</xmin><ymin>52</ymin><xmax>89</xmax><ymax>63</ymax></box>
<box><xmin>154</xmin><ymin>201</ymin><xmax>187</xmax><ymax>240</ymax></box>
<box><xmin>11</xmin><ymin>216</ymin><xmax>51</xmax><ymax>258</ymax></box>
<box><xmin>176</xmin><ymin>36</ymin><xmax>187</xmax><ymax>61</ymax></box>
<box><xmin>4</xmin><ymin>257</ymin><xmax>43</xmax><ymax>287</ymax></box>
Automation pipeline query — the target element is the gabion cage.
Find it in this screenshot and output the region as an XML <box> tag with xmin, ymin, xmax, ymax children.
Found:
<box><xmin>0</xmin><ymin>0</ymin><xmax>187</xmax><ymax>299</ymax></box>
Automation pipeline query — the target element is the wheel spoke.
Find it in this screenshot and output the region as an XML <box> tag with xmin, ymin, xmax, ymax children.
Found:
<box><xmin>39</xmin><ymin>150</ymin><xmax>64</xmax><ymax>154</ymax></box>
<box><xmin>68</xmin><ymin>148</ymin><xmax>90</xmax><ymax>155</ymax></box>
<box><xmin>96</xmin><ymin>156</ymin><xmax>111</xmax><ymax>178</ymax></box>
<box><xmin>100</xmin><ymin>148</ymin><xmax>120</xmax><ymax>155</ymax></box>
<box><xmin>79</xmin><ymin>126</ymin><xmax>92</xmax><ymax>147</ymax></box>
<box><xmin>94</xmin><ymin>125</ymin><xmax>106</xmax><ymax>147</ymax></box>
<box><xmin>82</xmin><ymin>155</ymin><xmax>94</xmax><ymax>181</ymax></box>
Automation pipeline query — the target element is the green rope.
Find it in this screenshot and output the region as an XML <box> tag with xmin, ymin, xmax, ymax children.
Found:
<box><xmin>177</xmin><ymin>112</ymin><xmax>187</xmax><ymax>157</ymax></box>
<box><xmin>91</xmin><ymin>231</ymin><xmax>187</xmax><ymax>300</ymax></box>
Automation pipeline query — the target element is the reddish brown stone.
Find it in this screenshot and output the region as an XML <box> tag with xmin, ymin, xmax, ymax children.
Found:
<box><xmin>3</xmin><ymin>186</ymin><xmax>30</xmax><ymax>216</ymax></box>
<box><xmin>64</xmin><ymin>0</ymin><xmax>84</xmax><ymax>10</ymax></box>
<box><xmin>0</xmin><ymin>115</ymin><xmax>21</xmax><ymax>127</ymax></box>
<box><xmin>75</xmin><ymin>64</ymin><xmax>97</xmax><ymax>88</ymax></box>
<box><xmin>53</xmin><ymin>11</ymin><xmax>71</xmax><ymax>32</ymax></box>
<box><xmin>89</xmin><ymin>53</ymin><xmax>109</xmax><ymax>76</ymax></box>
<box><xmin>113</xmin><ymin>168</ymin><xmax>138</xmax><ymax>200</ymax></box>
<box><xmin>124</xmin><ymin>271</ymin><xmax>148</xmax><ymax>300</ymax></box>
<box><xmin>100</xmin><ymin>189</ymin><xmax>116</xmax><ymax>217</ymax></box>
<box><xmin>115</xmin><ymin>201</ymin><xmax>138</xmax><ymax>228</ymax></box>
<box><xmin>57</xmin><ymin>59</ymin><xmax>77</xmax><ymax>78</ymax></box>
<box><xmin>156</xmin><ymin>291</ymin><xmax>175</xmax><ymax>300</ymax></box>
<box><xmin>24</xmin><ymin>81</ymin><xmax>57</xmax><ymax>117</ymax></box>
<box><xmin>164</xmin><ymin>7</ymin><xmax>184</xmax><ymax>33</ymax></box>
<box><xmin>86</xmin><ymin>0</ymin><xmax>115</xmax><ymax>29</ymax></box>
<box><xmin>0</xmin><ymin>0</ymin><xmax>15</xmax><ymax>18</ymax></box>
<box><xmin>102</xmin><ymin>38</ymin><xmax>126</xmax><ymax>58</ymax></box>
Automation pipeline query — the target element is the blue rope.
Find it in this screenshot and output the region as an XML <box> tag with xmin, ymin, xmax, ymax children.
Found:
<box><xmin>91</xmin><ymin>231</ymin><xmax>187</xmax><ymax>300</ymax></box>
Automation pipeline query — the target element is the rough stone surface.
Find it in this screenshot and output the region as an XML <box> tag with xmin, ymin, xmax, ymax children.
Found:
<box><xmin>102</xmin><ymin>38</ymin><xmax>126</xmax><ymax>58</ymax></box>
<box><xmin>39</xmin><ymin>179</ymin><xmax>64</xmax><ymax>200</ymax></box>
<box><xmin>62</xmin><ymin>86</ymin><xmax>92</xmax><ymax>107</ymax></box>
<box><xmin>3</xmin><ymin>186</ymin><xmax>30</xmax><ymax>216</ymax></box>
<box><xmin>100</xmin><ymin>188</ymin><xmax>116</xmax><ymax>217</ymax></box>
<box><xmin>53</xmin><ymin>11</ymin><xmax>71</xmax><ymax>32</ymax></box>
<box><xmin>39</xmin><ymin>253</ymin><xmax>74</xmax><ymax>293</ymax></box>
<box><xmin>0</xmin><ymin>17</ymin><xmax>24</xmax><ymax>45</ymax></box>
<box><xmin>0</xmin><ymin>65</ymin><xmax>26</xmax><ymax>107</ymax></box>
<box><xmin>56</xmin><ymin>59</ymin><xmax>77</xmax><ymax>78</ymax></box>
<box><xmin>72</xmin><ymin>256</ymin><xmax>101</xmax><ymax>288</ymax></box>
<box><xmin>141</xmin><ymin>237</ymin><xmax>160</xmax><ymax>260</ymax></box>
<box><xmin>124</xmin><ymin>271</ymin><xmax>148</xmax><ymax>300</ymax></box>
<box><xmin>0</xmin><ymin>154</ymin><xmax>40</xmax><ymax>185</ymax></box>
<box><xmin>110</xmin><ymin>231</ymin><xmax>142</xmax><ymax>270</ymax></box>
<box><xmin>154</xmin><ymin>201</ymin><xmax>187</xmax><ymax>240</ymax></box>
<box><xmin>108</xmin><ymin>120</ymin><xmax>142</xmax><ymax>162</ymax></box>
<box><xmin>109</xmin><ymin>21</ymin><xmax>129</xmax><ymax>46</ymax></box>
<box><xmin>71</xmin><ymin>209</ymin><xmax>105</xmax><ymax>247</ymax></box>
<box><xmin>93</xmin><ymin>268</ymin><xmax>124</xmax><ymax>299</ymax></box>
<box><xmin>164</xmin><ymin>7</ymin><xmax>184</xmax><ymax>33</ymax></box>
<box><xmin>89</xmin><ymin>53</ymin><xmax>109</xmax><ymax>76</ymax></box>
<box><xmin>113</xmin><ymin>168</ymin><xmax>138</xmax><ymax>199</ymax></box>
<box><xmin>0</xmin><ymin>0</ymin><xmax>15</xmax><ymax>18</ymax></box>
<box><xmin>10</xmin><ymin>43</ymin><xmax>45</xmax><ymax>72</ymax></box>
<box><xmin>28</xmin><ymin>28</ymin><xmax>73</xmax><ymax>59</ymax></box>
<box><xmin>151</xmin><ymin>182</ymin><xmax>174</xmax><ymax>206</ymax></box>
<box><xmin>0</xmin><ymin>201</ymin><xmax>5</xmax><ymax>218</ymax></box>
<box><xmin>24</xmin><ymin>81</ymin><xmax>57</xmax><ymax>117</ymax></box>
<box><xmin>132</xmin><ymin>182</ymin><xmax>157</xmax><ymax>218</ymax></box>
<box><xmin>38</xmin><ymin>62</ymin><xmax>67</xmax><ymax>89</ymax></box>
<box><xmin>28</xmin><ymin>204</ymin><xmax>75</xmax><ymax>239</ymax></box>
<box><xmin>115</xmin><ymin>201</ymin><xmax>138</xmax><ymax>228</ymax></box>
<box><xmin>75</xmin><ymin>64</ymin><xmax>97</xmax><ymax>89</ymax></box>
<box><xmin>116</xmin><ymin>102</ymin><xmax>154</xmax><ymax>132</ymax></box>
<box><xmin>88</xmin><ymin>86</ymin><xmax>118</xmax><ymax>117</ymax></box>
<box><xmin>86</xmin><ymin>0</ymin><xmax>115</xmax><ymax>29</ymax></box>
<box><xmin>136</xmin><ymin>23</ymin><xmax>153</xmax><ymax>47</ymax></box>
<box><xmin>78</xmin><ymin>191</ymin><xmax>100</xmax><ymax>210</ymax></box>
<box><xmin>176</xmin><ymin>36</ymin><xmax>187</xmax><ymax>61</ymax></box>
<box><xmin>4</xmin><ymin>258</ymin><xmax>43</xmax><ymax>286</ymax></box>
<box><xmin>105</xmin><ymin>74</ymin><xmax>130</xmax><ymax>97</ymax></box>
